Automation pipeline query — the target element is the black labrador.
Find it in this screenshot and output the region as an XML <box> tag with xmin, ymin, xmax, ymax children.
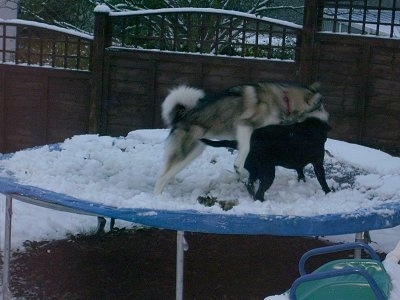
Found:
<box><xmin>202</xmin><ymin>118</ymin><xmax>331</xmax><ymax>201</ymax></box>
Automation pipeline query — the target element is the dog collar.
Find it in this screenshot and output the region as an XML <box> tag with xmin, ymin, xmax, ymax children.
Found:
<box><xmin>283</xmin><ymin>91</ymin><xmax>291</xmax><ymax>115</ymax></box>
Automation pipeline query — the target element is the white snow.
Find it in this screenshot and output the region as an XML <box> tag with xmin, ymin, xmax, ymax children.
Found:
<box><xmin>94</xmin><ymin>4</ymin><xmax>111</xmax><ymax>13</ymax></box>
<box><xmin>0</xmin><ymin>18</ymin><xmax>93</xmax><ymax>40</ymax></box>
<box><xmin>0</xmin><ymin>129</ymin><xmax>399</xmax><ymax>298</ymax></box>
<box><xmin>325</xmin><ymin>139</ymin><xmax>400</xmax><ymax>175</ymax></box>
<box><xmin>1</xmin><ymin>130</ymin><xmax>399</xmax><ymax>219</ymax></box>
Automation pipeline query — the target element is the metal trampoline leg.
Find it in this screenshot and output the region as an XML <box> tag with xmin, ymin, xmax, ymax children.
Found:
<box><xmin>354</xmin><ymin>232</ymin><xmax>364</xmax><ymax>258</ymax></box>
<box><xmin>3</xmin><ymin>195</ymin><xmax>13</xmax><ymax>300</ymax></box>
<box><xmin>176</xmin><ymin>231</ymin><xmax>188</xmax><ymax>300</ymax></box>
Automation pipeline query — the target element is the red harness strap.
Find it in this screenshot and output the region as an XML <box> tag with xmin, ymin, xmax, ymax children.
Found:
<box><xmin>283</xmin><ymin>91</ymin><xmax>291</xmax><ymax>116</ymax></box>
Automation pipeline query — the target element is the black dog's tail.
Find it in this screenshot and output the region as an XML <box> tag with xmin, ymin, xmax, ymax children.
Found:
<box><xmin>200</xmin><ymin>139</ymin><xmax>238</xmax><ymax>149</ymax></box>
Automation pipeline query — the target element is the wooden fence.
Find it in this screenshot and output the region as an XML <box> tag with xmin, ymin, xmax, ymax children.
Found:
<box><xmin>312</xmin><ymin>0</ymin><xmax>400</xmax><ymax>151</ymax></box>
<box><xmin>90</xmin><ymin>7</ymin><xmax>303</xmax><ymax>135</ymax></box>
<box><xmin>101</xmin><ymin>49</ymin><xmax>298</xmax><ymax>136</ymax></box>
<box><xmin>0</xmin><ymin>65</ymin><xmax>90</xmax><ymax>152</ymax></box>
<box><xmin>0</xmin><ymin>0</ymin><xmax>399</xmax><ymax>154</ymax></box>
<box><xmin>0</xmin><ymin>20</ymin><xmax>92</xmax><ymax>152</ymax></box>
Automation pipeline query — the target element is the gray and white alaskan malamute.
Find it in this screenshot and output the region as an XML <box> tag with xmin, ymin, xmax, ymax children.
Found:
<box><xmin>154</xmin><ymin>82</ymin><xmax>329</xmax><ymax>194</ymax></box>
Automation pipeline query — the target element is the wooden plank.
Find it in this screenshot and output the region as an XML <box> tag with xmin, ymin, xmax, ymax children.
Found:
<box><xmin>109</xmin><ymin>67</ymin><xmax>151</xmax><ymax>81</ymax></box>
<box><xmin>156</xmin><ymin>71</ymin><xmax>201</xmax><ymax>86</ymax></box>
<box><xmin>328</xmin><ymin>115</ymin><xmax>361</xmax><ymax>143</ymax></box>
<box><xmin>90</xmin><ymin>9</ymin><xmax>111</xmax><ymax>133</ymax></box>
<box><xmin>371</xmin><ymin>47</ymin><xmax>400</xmax><ymax>65</ymax></box>
<box><xmin>47</xmin><ymin>76</ymin><xmax>90</xmax><ymax>143</ymax></box>
<box><xmin>107</xmin><ymin>105</ymin><xmax>154</xmax><ymax>136</ymax></box>
<box><xmin>316</xmin><ymin>32</ymin><xmax>400</xmax><ymax>48</ymax></box>
<box><xmin>317</xmin><ymin>43</ymin><xmax>361</xmax><ymax>62</ymax></box>
<box><xmin>363</xmin><ymin>113</ymin><xmax>400</xmax><ymax>141</ymax></box>
<box><xmin>0</xmin><ymin>69</ymin><xmax>4</xmax><ymax>151</ymax></box>
<box><xmin>297</xmin><ymin>0</ymin><xmax>319</xmax><ymax>85</ymax></box>
<box><xmin>0</xmin><ymin>65</ymin><xmax>90</xmax><ymax>152</ymax></box>
<box><xmin>3</xmin><ymin>72</ymin><xmax>47</xmax><ymax>152</ymax></box>
<box><xmin>317</xmin><ymin>62</ymin><xmax>360</xmax><ymax>77</ymax></box>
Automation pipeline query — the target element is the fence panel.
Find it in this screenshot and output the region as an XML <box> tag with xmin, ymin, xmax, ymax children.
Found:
<box><xmin>314</xmin><ymin>33</ymin><xmax>400</xmax><ymax>151</ymax></box>
<box><xmin>0</xmin><ymin>20</ymin><xmax>93</xmax><ymax>70</ymax></box>
<box><xmin>97</xmin><ymin>8</ymin><xmax>303</xmax><ymax>136</ymax></box>
<box><xmin>320</xmin><ymin>0</ymin><xmax>400</xmax><ymax>38</ymax></box>
<box><xmin>101</xmin><ymin>49</ymin><xmax>298</xmax><ymax>137</ymax></box>
<box><xmin>0</xmin><ymin>65</ymin><xmax>90</xmax><ymax>153</ymax></box>
<box><xmin>0</xmin><ymin>20</ymin><xmax>93</xmax><ymax>153</ymax></box>
<box><xmin>107</xmin><ymin>8</ymin><xmax>301</xmax><ymax>60</ymax></box>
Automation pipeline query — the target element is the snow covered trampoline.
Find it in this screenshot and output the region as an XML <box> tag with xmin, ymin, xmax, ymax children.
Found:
<box><xmin>1</xmin><ymin>129</ymin><xmax>400</xmax><ymax>299</ymax></box>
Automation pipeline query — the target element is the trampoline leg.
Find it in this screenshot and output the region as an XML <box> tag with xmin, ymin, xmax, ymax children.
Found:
<box><xmin>354</xmin><ymin>232</ymin><xmax>364</xmax><ymax>258</ymax></box>
<box><xmin>95</xmin><ymin>217</ymin><xmax>106</xmax><ymax>235</ymax></box>
<box><xmin>176</xmin><ymin>231</ymin><xmax>188</xmax><ymax>300</ymax></box>
<box><xmin>2</xmin><ymin>195</ymin><xmax>13</xmax><ymax>300</ymax></box>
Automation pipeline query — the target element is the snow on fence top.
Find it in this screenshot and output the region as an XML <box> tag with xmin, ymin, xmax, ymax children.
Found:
<box><xmin>0</xmin><ymin>18</ymin><xmax>93</xmax><ymax>40</ymax></box>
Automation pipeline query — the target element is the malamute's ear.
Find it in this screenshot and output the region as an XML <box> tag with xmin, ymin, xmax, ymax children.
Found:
<box><xmin>308</xmin><ymin>81</ymin><xmax>321</xmax><ymax>93</ymax></box>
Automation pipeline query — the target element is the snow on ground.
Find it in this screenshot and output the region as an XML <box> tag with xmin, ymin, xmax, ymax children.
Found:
<box><xmin>0</xmin><ymin>129</ymin><xmax>400</xmax><ymax>298</ymax></box>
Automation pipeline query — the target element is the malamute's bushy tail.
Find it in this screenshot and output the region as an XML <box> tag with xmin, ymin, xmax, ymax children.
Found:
<box><xmin>161</xmin><ymin>85</ymin><xmax>205</xmax><ymax>126</ymax></box>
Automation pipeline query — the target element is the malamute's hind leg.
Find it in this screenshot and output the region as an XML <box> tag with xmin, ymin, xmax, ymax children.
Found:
<box><xmin>154</xmin><ymin>130</ymin><xmax>205</xmax><ymax>194</ymax></box>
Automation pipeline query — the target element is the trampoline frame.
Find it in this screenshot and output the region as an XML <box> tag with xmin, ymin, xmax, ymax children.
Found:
<box><xmin>0</xmin><ymin>158</ymin><xmax>399</xmax><ymax>299</ymax></box>
<box><xmin>1</xmin><ymin>191</ymin><xmax>376</xmax><ymax>300</ymax></box>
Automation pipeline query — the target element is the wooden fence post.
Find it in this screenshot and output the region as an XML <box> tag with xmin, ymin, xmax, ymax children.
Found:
<box><xmin>297</xmin><ymin>0</ymin><xmax>322</xmax><ymax>85</ymax></box>
<box><xmin>89</xmin><ymin>5</ymin><xmax>111</xmax><ymax>134</ymax></box>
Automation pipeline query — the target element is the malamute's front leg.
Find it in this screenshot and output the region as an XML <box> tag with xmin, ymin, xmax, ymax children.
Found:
<box><xmin>234</xmin><ymin>124</ymin><xmax>252</xmax><ymax>174</ymax></box>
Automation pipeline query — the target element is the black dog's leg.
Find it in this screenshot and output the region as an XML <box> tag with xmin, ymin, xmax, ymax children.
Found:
<box><xmin>254</xmin><ymin>167</ymin><xmax>275</xmax><ymax>202</ymax></box>
<box><xmin>246</xmin><ymin>177</ymin><xmax>256</xmax><ymax>197</ymax></box>
<box><xmin>312</xmin><ymin>162</ymin><xmax>331</xmax><ymax>194</ymax></box>
<box><xmin>296</xmin><ymin>168</ymin><xmax>306</xmax><ymax>182</ymax></box>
